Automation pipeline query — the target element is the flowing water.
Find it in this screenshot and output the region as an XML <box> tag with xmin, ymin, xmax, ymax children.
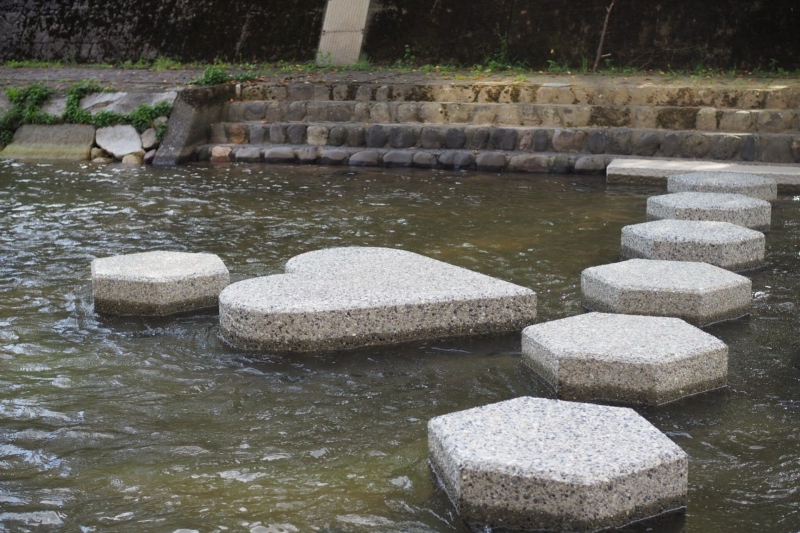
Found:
<box><xmin>0</xmin><ymin>159</ymin><xmax>798</xmax><ymax>533</ymax></box>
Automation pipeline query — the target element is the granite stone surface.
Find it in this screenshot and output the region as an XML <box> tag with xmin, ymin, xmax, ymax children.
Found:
<box><xmin>522</xmin><ymin>313</ymin><xmax>728</xmax><ymax>405</ymax></box>
<box><xmin>219</xmin><ymin>247</ymin><xmax>537</xmax><ymax>351</ymax></box>
<box><xmin>91</xmin><ymin>251</ymin><xmax>230</xmax><ymax>316</ymax></box>
<box><xmin>667</xmin><ymin>172</ymin><xmax>777</xmax><ymax>201</ymax></box>
<box><xmin>582</xmin><ymin>259</ymin><xmax>751</xmax><ymax>326</ymax></box>
<box><xmin>606</xmin><ymin>159</ymin><xmax>800</xmax><ymax>188</ymax></box>
<box><xmin>621</xmin><ymin>219</ymin><xmax>765</xmax><ymax>271</ymax></box>
<box><xmin>647</xmin><ymin>192</ymin><xmax>771</xmax><ymax>230</ymax></box>
<box><xmin>428</xmin><ymin>397</ymin><xmax>688</xmax><ymax>532</ymax></box>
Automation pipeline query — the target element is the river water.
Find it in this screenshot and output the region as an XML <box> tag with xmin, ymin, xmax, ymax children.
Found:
<box><xmin>0</xmin><ymin>160</ymin><xmax>798</xmax><ymax>532</ymax></box>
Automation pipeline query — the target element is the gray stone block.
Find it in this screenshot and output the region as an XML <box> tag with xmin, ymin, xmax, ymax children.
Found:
<box><xmin>242</xmin><ymin>101</ymin><xmax>266</xmax><ymax>121</ymax></box>
<box><xmin>269</xmin><ymin>124</ymin><xmax>286</xmax><ymax>144</ymax></box>
<box><xmin>587</xmin><ymin>130</ymin><xmax>606</xmax><ymax>154</ymax></box>
<box><xmin>264</xmin><ymin>147</ymin><xmax>296</xmax><ymax>164</ymax></box>
<box><xmin>383</xmin><ymin>150</ymin><xmax>414</xmax><ymax>167</ymax></box>
<box><xmin>249</xmin><ymin>125</ymin><xmax>266</xmax><ymax>145</ymax></box>
<box><xmin>582</xmin><ymin>259</ymin><xmax>752</xmax><ymax>326</ymax></box>
<box><xmin>508</xmin><ymin>154</ymin><xmax>551</xmax><ymax>173</ymax></box>
<box><xmin>219</xmin><ymin>247</ymin><xmax>537</xmax><ymax>351</ymax></box>
<box><xmin>647</xmin><ymin>192</ymin><xmax>771</xmax><ymax>230</ymax></box>
<box><xmin>522</xmin><ymin>313</ymin><xmax>728</xmax><ymax>405</ymax></box>
<box><xmin>710</xmin><ymin>135</ymin><xmax>743</xmax><ymax>160</ymax></box>
<box><xmin>389</xmin><ymin>126</ymin><xmax>418</xmax><ymax>148</ymax></box>
<box><xmin>286</xmin><ymin>101</ymin><xmax>307</xmax><ymax>122</ymax></box>
<box><xmin>92</xmin><ymin>251</ymin><xmax>229</xmax><ymax>316</ymax></box>
<box><xmin>348</xmin><ymin>150</ymin><xmax>380</xmax><ymax>166</ymax></box>
<box><xmin>234</xmin><ymin>146</ymin><xmax>263</xmax><ymax>163</ymax></box>
<box><xmin>551</xmin><ymin>155</ymin><xmax>572</xmax><ymax>174</ymax></box>
<box><xmin>668</xmin><ymin>172</ymin><xmax>777</xmax><ymax>201</ymax></box>
<box><xmin>608</xmin><ymin>128</ymin><xmax>633</xmax><ymax>155</ymax></box>
<box><xmin>412</xmin><ymin>152</ymin><xmax>437</xmax><ymax>168</ymax></box>
<box><xmin>367</xmin><ymin>125</ymin><xmax>388</xmax><ymax>148</ymax></box>
<box><xmin>533</xmin><ymin>129</ymin><xmax>550</xmax><ymax>151</ymax></box>
<box><xmin>633</xmin><ymin>132</ymin><xmax>661</xmax><ymax>156</ymax></box>
<box><xmin>741</xmin><ymin>135</ymin><xmax>758</xmax><ymax>161</ymax></box>
<box><xmin>307</xmin><ymin>126</ymin><xmax>329</xmax><ymax>146</ymax></box>
<box><xmin>429</xmin><ymin>397</ymin><xmax>687</xmax><ymax>532</ymax></box>
<box><xmin>296</xmin><ymin>147</ymin><xmax>319</xmax><ymax>164</ymax></box>
<box><xmin>621</xmin><ymin>220</ymin><xmax>765</xmax><ymax>271</ymax></box>
<box><xmin>476</xmin><ymin>152</ymin><xmax>506</xmax><ymax>172</ymax></box>
<box><xmin>328</xmin><ymin>126</ymin><xmax>348</xmax><ymax>146</ymax></box>
<box><xmin>319</xmin><ymin>149</ymin><xmax>349</xmax><ymax>165</ymax></box>
<box><xmin>420</xmin><ymin>127</ymin><xmax>443</xmax><ymax>149</ymax></box>
<box><xmin>680</xmin><ymin>133</ymin><xmax>712</xmax><ymax>158</ymax></box>
<box><xmin>467</xmin><ymin>127</ymin><xmax>490</xmax><ymax>150</ymax></box>
<box><xmin>444</xmin><ymin>128</ymin><xmax>466</xmax><ymax>149</ymax></box>
<box><xmin>487</xmin><ymin>128</ymin><xmax>518</xmax><ymax>151</ymax></box>
<box><xmin>286</xmin><ymin>124</ymin><xmax>307</xmax><ymax>145</ymax></box>
<box><xmin>346</xmin><ymin>125</ymin><xmax>366</xmax><ymax>147</ymax></box>
<box><xmin>574</xmin><ymin>155</ymin><xmax>608</xmax><ymax>174</ymax></box>
<box><xmin>660</xmin><ymin>132</ymin><xmax>682</xmax><ymax>157</ymax></box>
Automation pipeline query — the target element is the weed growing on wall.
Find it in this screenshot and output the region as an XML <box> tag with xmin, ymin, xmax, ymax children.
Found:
<box><xmin>0</xmin><ymin>81</ymin><xmax>173</xmax><ymax>147</ymax></box>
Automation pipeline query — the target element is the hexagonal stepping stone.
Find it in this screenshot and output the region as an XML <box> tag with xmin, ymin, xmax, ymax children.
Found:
<box><xmin>428</xmin><ymin>397</ymin><xmax>688</xmax><ymax>532</ymax></box>
<box><xmin>522</xmin><ymin>313</ymin><xmax>728</xmax><ymax>405</ymax></box>
<box><xmin>621</xmin><ymin>219</ymin><xmax>765</xmax><ymax>271</ymax></box>
<box><xmin>219</xmin><ymin>247</ymin><xmax>537</xmax><ymax>352</ymax></box>
<box><xmin>582</xmin><ymin>259</ymin><xmax>751</xmax><ymax>326</ymax></box>
<box><xmin>647</xmin><ymin>192</ymin><xmax>771</xmax><ymax>230</ymax></box>
<box><xmin>91</xmin><ymin>251</ymin><xmax>230</xmax><ymax>316</ymax></box>
<box><xmin>667</xmin><ymin>171</ymin><xmax>777</xmax><ymax>201</ymax></box>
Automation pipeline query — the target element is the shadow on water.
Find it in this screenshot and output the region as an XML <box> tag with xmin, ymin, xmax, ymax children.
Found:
<box><xmin>0</xmin><ymin>159</ymin><xmax>798</xmax><ymax>532</ymax></box>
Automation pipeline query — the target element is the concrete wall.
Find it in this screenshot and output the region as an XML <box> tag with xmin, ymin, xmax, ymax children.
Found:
<box><xmin>1</xmin><ymin>0</ymin><xmax>798</xmax><ymax>70</ymax></box>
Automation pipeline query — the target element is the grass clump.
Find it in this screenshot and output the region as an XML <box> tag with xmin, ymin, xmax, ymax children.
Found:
<box><xmin>0</xmin><ymin>83</ymin><xmax>58</xmax><ymax>146</ymax></box>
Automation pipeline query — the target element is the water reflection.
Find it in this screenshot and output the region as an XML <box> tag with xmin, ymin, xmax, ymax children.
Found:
<box><xmin>0</xmin><ymin>160</ymin><xmax>798</xmax><ymax>532</ymax></box>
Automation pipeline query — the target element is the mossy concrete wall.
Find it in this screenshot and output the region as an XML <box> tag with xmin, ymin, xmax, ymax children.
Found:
<box><xmin>1</xmin><ymin>0</ymin><xmax>798</xmax><ymax>70</ymax></box>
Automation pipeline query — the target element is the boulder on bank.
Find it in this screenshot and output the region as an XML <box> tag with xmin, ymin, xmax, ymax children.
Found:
<box><xmin>96</xmin><ymin>125</ymin><xmax>143</xmax><ymax>159</ymax></box>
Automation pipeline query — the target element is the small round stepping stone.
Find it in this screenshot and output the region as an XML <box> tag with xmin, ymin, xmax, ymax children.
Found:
<box><xmin>522</xmin><ymin>313</ymin><xmax>728</xmax><ymax>405</ymax></box>
<box><xmin>667</xmin><ymin>171</ymin><xmax>777</xmax><ymax>202</ymax></box>
<box><xmin>621</xmin><ymin>219</ymin><xmax>765</xmax><ymax>271</ymax></box>
<box><xmin>647</xmin><ymin>191</ymin><xmax>771</xmax><ymax>230</ymax></box>
<box><xmin>219</xmin><ymin>247</ymin><xmax>537</xmax><ymax>351</ymax></box>
<box><xmin>91</xmin><ymin>251</ymin><xmax>230</xmax><ymax>316</ymax></box>
<box><xmin>582</xmin><ymin>259</ymin><xmax>751</xmax><ymax>326</ymax></box>
<box><xmin>428</xmin><ymin>397</ymin><xmax>688</xmax><ymax>532</ymax></box>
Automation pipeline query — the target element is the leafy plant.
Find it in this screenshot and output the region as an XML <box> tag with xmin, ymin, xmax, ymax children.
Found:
<box><xmin>190</xmin><ymin>66</ymin><xmax>231</xmax><ymax>85</ymax></box>
<box><xmin>0</xmin><ymin>83</ymin><xmax>58</xmax><ymax>146</ymax></box>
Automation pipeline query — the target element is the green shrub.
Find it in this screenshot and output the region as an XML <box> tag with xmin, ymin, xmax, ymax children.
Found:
<box><xmin>190</xmin><ymin>66</ymin><xmax>231</xmax><ymax>86</ymax></box>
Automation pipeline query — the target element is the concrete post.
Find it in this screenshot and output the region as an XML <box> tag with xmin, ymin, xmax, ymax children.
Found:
<box><xmin>316</xmin><ymin>0</ymin><xmax>373</xmax><ymax>66</ymax></box>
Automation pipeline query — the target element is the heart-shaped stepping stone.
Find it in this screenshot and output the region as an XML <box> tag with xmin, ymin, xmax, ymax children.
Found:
<box><xmin>219</xmin><ymin>247</ymin><xmax>537</xmax><ymax>352</ymax></box>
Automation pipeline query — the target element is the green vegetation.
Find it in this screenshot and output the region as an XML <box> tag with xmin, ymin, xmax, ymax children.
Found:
<box><xmin>189</xmin><ymin>65</ymin><xmax>259</xmax><ymax>85</ymax></box>
<box><xmin>0</xmin><ymin>81</ymin><xmax>172</xmax><ymax>147</ymax></box>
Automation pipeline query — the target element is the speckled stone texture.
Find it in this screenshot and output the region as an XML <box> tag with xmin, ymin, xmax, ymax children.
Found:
<box><xmin>582</xmin><ymin>259</ymin><xmax>751</xmax><ymax>326</ymax></box>
<box><xmin>219</xmin><ymin>247</ymin><xmax>537</xmax><ymax>352</ymax></box>
<box><xmin>428</xmin><ymin>397</ymin><xmax>688</xmax><ymax>532</ymax></box>
<box><xmin>91</xmin><ymin>251</ymin><xmax>230</xmax><ymax>316</ymax></box>
<box><xmin>522</xmin><ymin>313</ymin><xmax>728</xmax><ymax>405</ymax></box>
<box><xmin>647</xmin><ymin>192</ymin><xmax>771</xmax><ymax>230</ymax></box>
<box><xmin>621</xmin><ymin>220</ymin><xmax>765</xmax><ymax>271</ymax></box>
<box><xmin>668</xmin><ymin>172</ymin><xmax>778</xmax><ymax>201</ymax></box>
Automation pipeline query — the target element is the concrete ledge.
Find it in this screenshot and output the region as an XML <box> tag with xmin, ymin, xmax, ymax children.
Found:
<box><xmin>522</xmin><ymin>313</ymin><xmax>728</xmax><ymax>405</ymax></box>
<box><xmin>428</xmin><ymin>397</ymin><xmax>688</xmax><ymax>531</ymax></box>
<box><xmin>621</xmin><ymin>220</ymin><xmax>765</xmax><ymax>271</ymax></box>
<box><xmin>582</xmin><ymin>259</ymin><xmax>751</xmax><ymax>326</ymax></box>
<box><xmin>647</xmin><ymin>192</ymin><xmax>771</xmax><ymax>231</ymax></box>
<box><xmin>1</xmin><ymin>124</ymin><xmax>95</xmax><ymax>160</ymax></box>
<box><xmin>668</xmin><ymin>171</ymin><xmax>777</xmax><ymax>201</ymax></box>
<box><xmin>91</xmin><ymin>251</ymin><xmax>230</xmax><ymax>316</ymax></box>
<box><xmin>219</xmin><ymin>247</ymin><xmax>537</xmax><ymax>351</ymax></box>
<box><xmin>607</xmin><ymin>158</ymin><xmax>800</xmax><ymax>189</ymax></box>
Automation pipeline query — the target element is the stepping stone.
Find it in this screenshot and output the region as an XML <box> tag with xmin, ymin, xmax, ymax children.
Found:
<box><xmin>91</xmin><ymin>251</ymin><xmax>230</xmax><ymax>316</ymax></box>
<box><xmin>621</xmin><ymin>219</ymin><xmax>765</xmax><ymax>271</ymax></box>
<box><xmin>522</xmin><ymin>313</ymin><xmax>728</xmax><ymax>405</ymax></box>
<box><xmin>606</xmin><ymin>158</ymin><xmax>800</xmax><ymax>188</ymax></box>
<box><xmin>428</xmin><ymin>397</ymin><xmax>688</xmax><ymax>532</ymax></box>
<box><xmin>647</xmin><ymin>192</ymin><xmax>771</xmax><ymax>230</ymax></box>
<box><xmin>667</xmin><ymin>171</ymin><xmax>777</xmax><ymax>201</ymax></box>
<box><xmin>582</xmin><ymin>259</ymin><xmax>751</xmax><ymax>326</ymax></box>
<box><xmin>219</xmin><ymin>247</ymin><xmax>537</xmax><ymax>351</ymax></box>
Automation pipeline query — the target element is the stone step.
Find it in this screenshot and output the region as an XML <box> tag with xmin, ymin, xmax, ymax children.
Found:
<box><xmin>206</xmin><ymin>122</ymin><xmax>800</xmax><ymax>165</ymax></box>
<box><xmin>224</xmin><ymin>100</ymin><xmax>800</xmax><ymax>134</ymax></box>
<box><xmin>607</xmin><ymin>158</ymin><xmax>800</xmax><ymax>188</ymax></box>
<box><xmin>237</xmin><ymin>82</ymin><xmax>800</xmax><ymax>110</ymax></box>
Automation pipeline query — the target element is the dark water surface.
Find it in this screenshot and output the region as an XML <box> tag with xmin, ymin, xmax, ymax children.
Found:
<box><xmin>0</xmin><ymin>160</ymin><xmax>798</xmax><ymax>532</ymax></box>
